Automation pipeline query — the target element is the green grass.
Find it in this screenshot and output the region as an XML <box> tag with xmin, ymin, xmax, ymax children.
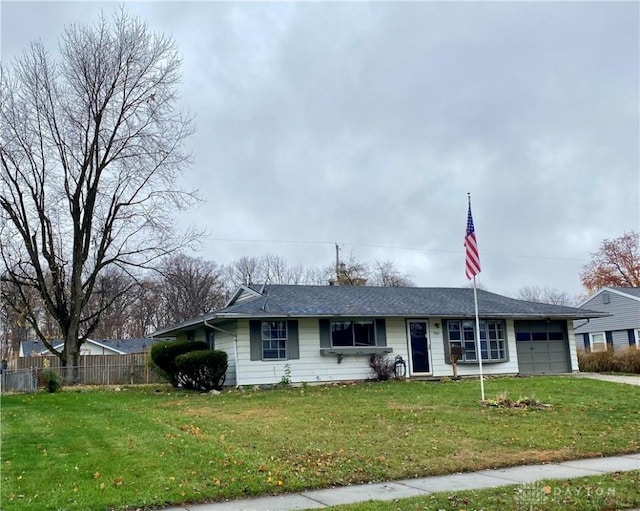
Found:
<box><xmin>1</xmin><ymin>376</ymin><xmax>639</xmax><ymax>511</ymax></box>
<box><xmin>310</xmin><ymin>471</ymin><xmax>640</xmax><ymax>511</ymax></box>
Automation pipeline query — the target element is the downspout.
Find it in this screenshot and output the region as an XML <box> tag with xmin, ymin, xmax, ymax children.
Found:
<box><xmin>204</xmin><ymin>320</ymin><xmax>241</xmax><ymax>387</ymax></box>
<box><xmin>573</xmin><ymin>318</ymin><xmax>590</xmax><ymax>330</ymax></box>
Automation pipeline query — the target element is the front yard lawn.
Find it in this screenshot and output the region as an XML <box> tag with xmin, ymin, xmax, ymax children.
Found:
<box><xmin>1</xmin><ymin>376</ymin><xmax>639</xmax><ymax>511</ymax></box>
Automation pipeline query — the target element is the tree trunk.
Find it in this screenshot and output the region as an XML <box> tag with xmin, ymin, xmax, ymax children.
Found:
<box><xmin>63</xmin><ymin>332</ymin><xmax>81</xmax><ymax>385</ymax></box>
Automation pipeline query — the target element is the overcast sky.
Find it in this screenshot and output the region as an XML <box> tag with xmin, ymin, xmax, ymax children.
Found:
<box><xmin>2</xmin><ymin>1</ymin><xmax>638</xmax><ymax>301</ymax></box>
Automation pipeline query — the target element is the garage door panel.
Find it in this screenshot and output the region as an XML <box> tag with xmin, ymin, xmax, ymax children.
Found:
<box><xmin>514</xmin><ymin>321</ymin><xmax>570</xmax><ymax>375</ymax></box>
<box><xmin>550</xmin><ymin>361</ymin><xmax>569</xmax><ymax>372</ymax></box>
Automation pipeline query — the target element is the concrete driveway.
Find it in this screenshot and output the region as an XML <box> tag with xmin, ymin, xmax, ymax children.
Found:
<box><xmin>574</xmin><ymin>373</ymin><xmax>640</xmax><ymax>386</ymax></box>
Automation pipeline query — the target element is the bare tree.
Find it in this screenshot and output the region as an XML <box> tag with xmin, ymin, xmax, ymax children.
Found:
<box><xmin>159</xmin><ymin>254</ymin><xmax>226</xmax><ymax>325</ymax></box>
<box><xmin>370</xmin><ymin>260</ymin><xmax>414</xmax><ymax>287</ymax></box>
<box><xmin>0</xmin><ymin>10</ymin><xmax>197</xmax><ymax>382</ymax></box>
<box><xmin>225</xmin><ymin>256</ymin><xmax>264</xmax><ymax>287</ymax></box>
<box><xmin>517</xmin><ymin>286</ymin><xmax>572</xmax><ymax>306</ymax></box>
<box><xmin>0</xmin><ymin>279</ymin><xmax>34</xmax><ymax>359</ymax></box>
<box><xmin>580</xmin><ymin>232</ymin><xmax>640</xmax><ymax>295</ymax></box>
<box><xmin>299</xmin><ymin>266</ymin><xmax>333</xmax><ymax>286</ymax></box>
<box><xmin>225</xmin><ymin>254</ymin><xmax>315</xmax><ymax>287</ymax></box>
<box><xmin>87</xmin><ymin>268</ymin><xmax>136</xmax><ymax>339</ymax></box>
<box><xmin>334</xmin><ymin>251</ymin><xmax>370</xmax><ymax>286</ymax></box>
<box><xmin>262</xmin><ymin>254</ymin><xmax>309</xmax><ymax>284</ymax></box>
<box><xmin>126</xmin><ymin>277</ymin><xmax>164</xmax><ymax>338</ymax></box>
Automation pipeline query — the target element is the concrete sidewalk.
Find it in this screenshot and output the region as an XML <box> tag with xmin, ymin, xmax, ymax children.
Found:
<box><xmin>160</xmin><ymin>453</ymin><xmax>640</xmax><ymax>511</ymax></box>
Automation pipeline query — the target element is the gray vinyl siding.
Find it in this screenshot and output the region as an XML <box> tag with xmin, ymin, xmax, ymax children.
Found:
<box><xmin>210</xmin><ymin>320</ymin><xmax>238</xmax><ymax>387</ymax></box>
<box><xmin>574</xmin><ymin>291</ymin><xmax>640</xmax><ymax>334</ymax></box>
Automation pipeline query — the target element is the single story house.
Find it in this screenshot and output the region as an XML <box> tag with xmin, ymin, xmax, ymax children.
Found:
<box><xmin>573</xmin><ymin>287</ymin><xmax>640</xmax><ymax>352</ymax></box>
<box><xmin>151</xmin><ymin>284</ymin><xmax>606</xmax><ymax>386</ymax></box>
<box><xmin>19</xmin><ymin>338</ymin><xmax>158</xmax><ymax>357</ymax></box>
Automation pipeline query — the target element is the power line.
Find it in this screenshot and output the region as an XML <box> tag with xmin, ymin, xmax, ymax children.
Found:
<box><xmin>208</xmin><ymin>237</ymin><xmax>584</xmax><ymax>263</ymax></box>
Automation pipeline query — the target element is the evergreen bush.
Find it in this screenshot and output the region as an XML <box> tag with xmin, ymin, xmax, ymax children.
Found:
<box><xmin>150</xmin><ymin>340</ymin><xmax>208</xmax><ymax>387</ymax></box>
<box><xmin>174</xmin><ymin>349</ymin><xmax>228</xmax><ymax>391</ymax></box>
<box><xmin>41</xmin><ymin>369</ymin><xmax>62</xmax><ymax>393</ymax></box>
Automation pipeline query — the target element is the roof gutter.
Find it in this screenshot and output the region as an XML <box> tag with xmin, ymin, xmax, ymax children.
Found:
<box><xmin>212</xmin><ymin>312</ymin><xmax>610</xmax><ymax>320</ymax></box>
<box><xmin>204</xmin><ymin>319</ymin><xmax>241</xmax><ymax>388</ymax></box>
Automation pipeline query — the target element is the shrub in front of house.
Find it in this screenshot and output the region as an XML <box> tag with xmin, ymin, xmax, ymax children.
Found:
<box><xmin>369</xmin><ymin>353</ymin><xmax>396</xmax><ymax>381</ymax></box>
<box><xmin>150</xmin><ymin>340</ymin><xmax>208</xmax><ymax>387</ymax></box>
<box><xmin>174</xmin><ymin>349</ymin><xmax>228</xmax><ymax>391</ymax></box>
<box><xmin>616</xmin><ymin>346</ymin><xmax>640</xmax><ymax>374</ymax></box>
<box><xmin>578</xmin><ymin>346</ymin><xmax>640</xmax><ymax>374</ymax></box>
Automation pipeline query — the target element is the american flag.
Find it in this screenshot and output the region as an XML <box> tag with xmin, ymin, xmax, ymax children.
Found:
<box><xmin>464</xmin><ymin>199</ymin><xmax>481</xmax><ymax>280</ymax></box>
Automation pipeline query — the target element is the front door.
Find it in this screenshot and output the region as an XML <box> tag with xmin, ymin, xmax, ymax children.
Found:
<box><xmin>408</xmin><ymin>321</ymin><xmax>431</xmax><ymax>374</ymax></box>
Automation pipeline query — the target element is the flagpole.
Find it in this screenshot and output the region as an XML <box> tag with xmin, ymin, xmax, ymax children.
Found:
<box><xmin>472</xmin><ymin>275</ymin><xmax>485</xmax><ymax>401</ymax></box>
<box><xmin>465</xmin><ymin>192</ymin><xmax>485</xmax><ymax>402</ymax></box>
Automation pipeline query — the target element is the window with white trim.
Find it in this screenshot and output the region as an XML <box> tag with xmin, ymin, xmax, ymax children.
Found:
<box><xmin>331</xmin><ymin>320</ymin><xmax>375</xmax><ymax>347</ymax></box>
<box><xmin>589</xmin><ymin>332</ymin><xmax>607</xmax><ymax>352</ymax></box>
<box><xmin>446</xmin><ymin>320</ymin><xmax>507</xmax><ymax>362</ymax></box>
<box><xmin>635</xmin><ymin>329</ymin><xmax>640</xmax><ymax>349</ymax></box>
<box><xmin>262</xmin><ymin>320</ymin><xmax>287</xmax><ymax>359</ymax></box>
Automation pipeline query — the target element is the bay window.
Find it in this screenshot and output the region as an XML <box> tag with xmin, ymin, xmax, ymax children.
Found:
<box><xmin>446</xmin><ymin>319</ymin><xmax>507</xmax><ymax>362</ymax></box>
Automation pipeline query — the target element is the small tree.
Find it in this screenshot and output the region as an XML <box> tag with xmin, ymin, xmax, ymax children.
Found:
<box><xmin>580</xmin><ymin>232</ymin><xmax>640</xmax><ymax>294</ymax></box>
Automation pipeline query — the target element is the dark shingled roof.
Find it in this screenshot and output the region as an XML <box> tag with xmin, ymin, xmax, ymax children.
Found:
<box><xmin>152</xmin><ymin>284</ymin><xmax>607</xmax><ymax>336</ymax></box>
<box><xmin>221</xmin><ymin>285</ymin><xmax>603</xmax><ymax>318</ymax></box>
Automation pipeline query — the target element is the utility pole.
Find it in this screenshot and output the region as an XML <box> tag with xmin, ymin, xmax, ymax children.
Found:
<box><xmin>335</xmin><ymin>243</ymin><xmax>340</xmax><ymax>282</ymax></box>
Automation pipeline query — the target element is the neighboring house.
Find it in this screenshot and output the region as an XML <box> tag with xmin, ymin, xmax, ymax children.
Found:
<box><xmin>19</xmin><ymin>338</ymin><xmax>158</xmax><ymax>357</ymax></box>
<box><xmin>151</xmin><ymin>284</ymin><xmax>605</xmax><ymax>386</ymax></box>
<box><xmin>573</xmin><ymin>287</ymin><xmax>640</xmax><ymax>352</ymax></box>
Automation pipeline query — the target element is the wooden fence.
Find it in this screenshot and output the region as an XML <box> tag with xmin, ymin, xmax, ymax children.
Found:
<box><xmin>14</xmin><ymin>353</ymin><xmax>165</xmax><ymax>386</ymax></box>
<box><xmin>1</xmin><ymin>369</ymin><xmax>38</xmax><ymax>393</ymax></box>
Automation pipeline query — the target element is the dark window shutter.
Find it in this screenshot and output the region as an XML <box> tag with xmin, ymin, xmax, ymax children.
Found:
<box><xmin>319</xmin><ymin>319</ymin><xmax>331</xmax><ymax>348</ymax></box>
<box><xmin>375</xmin><ymin>319</ymin><xmax>387</xmax><ymax>346</ymax></box>
<box><xmin>583</xmin><ymin>333</ymin><xmax>590</xmax><ymax>350</ymax></box>
<box><xmin>605</xmin><ymin>331</ymin><xmax>613</xmax><ymax>348</ymax></box>
<box><xmin>288</xmin><ymin>320</ymin><xmax>299</xmax><ymax>359</ymax></box>
<box><xmin>250</xmin><ymin>320</ymin><xmax>262</xmax><ymax>361</ymax></box>
<box><xmin>628</xmin><ymin>329</ymin><xmax>636</xmax><ymax>346</ymax></box>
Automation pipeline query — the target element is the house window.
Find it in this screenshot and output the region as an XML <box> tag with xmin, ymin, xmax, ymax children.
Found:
<box><xmin>331</xmin><ymin>320</ymin><xmax>375</xmax><ymax>347</ymax></box>
<box><xmin>262</xmin><ymin>320</ymin><xmax>287</xmax><ymax>360</ymax></box>
<box><xmin>635</xmin><ymin>330</ymin><xmax>640</xmax><ymax>349</ymax></box>
<box><xmin>446</xmin><ymin>320</ymin><xmax>507</xmax><ymax>362</ymax></box>
<box><xmin>589</xmin><ymin>332</ymin><xmax>607</xmax><ymax>352</ymax></box>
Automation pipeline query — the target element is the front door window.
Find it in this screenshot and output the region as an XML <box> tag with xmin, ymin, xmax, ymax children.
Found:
<box><xmin>409</xmin><ymin>321</ymin><xmax>430</xmax><ymax>374</ymax></box>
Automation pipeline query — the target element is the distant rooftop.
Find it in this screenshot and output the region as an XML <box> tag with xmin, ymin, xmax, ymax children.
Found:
<box><xmin>20</xmin><ymin>338</ymin><xmax>158</xmax><ymax>356</ymax></box>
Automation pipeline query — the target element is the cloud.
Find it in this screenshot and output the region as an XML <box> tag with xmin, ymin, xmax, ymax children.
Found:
<box><xmin>2</xmin><ymin>1</ymin><xmax>638</xmax><ymax>300</ymax></box>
